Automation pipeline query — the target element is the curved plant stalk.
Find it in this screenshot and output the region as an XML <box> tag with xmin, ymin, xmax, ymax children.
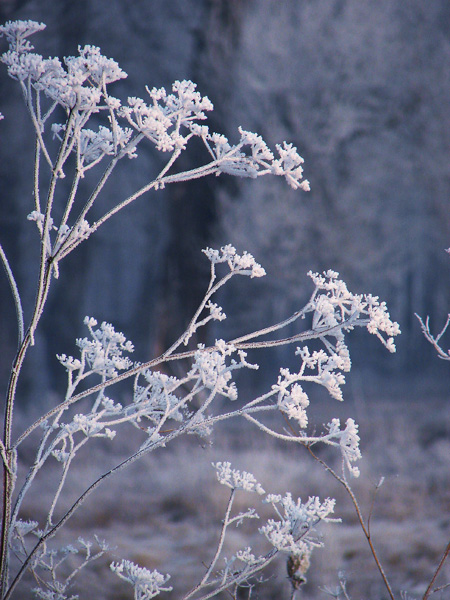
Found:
<box><xmin>422</xmin><ymin>540</ymin><xmax>450</xmax><ymax>600</ymax></box>
<box><xmin>0</xmin><ymin>244</ymin><xmax>24</xmax><ymax>348</ymax></box>
<box><xmin>306</xmin><ymin>446</ymin><xmax>396</xmax><ymax>600</ymax></box>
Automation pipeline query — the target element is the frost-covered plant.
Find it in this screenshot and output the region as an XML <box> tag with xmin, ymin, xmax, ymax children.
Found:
<box><xmin>414</xmin><ymin>247</ymin><xmax>450</xmax><ymax>600</ymax></box>
<box><xmin>0</xmin><ymin>19</ymin><xmax>404</xmax><ymax>600</ymax></box>
<box><xmin>416</xmin><ymin>249</ymin><xmax>450</xmax><ymax>362</ymax></box>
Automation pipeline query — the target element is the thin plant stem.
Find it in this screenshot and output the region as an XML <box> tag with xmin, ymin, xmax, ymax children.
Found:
<box><xmin>422</xmin><ymin>539</ymin><xmax>450</xmax><ymax>600</ymax></box>
<box><xmin>184</xmin><ymin>489</ymin><xmax>236</xmax><ymax>600</ymax></box>
<box><xmin>306</xmin><ymin>446</ymin><xmax>396</xmax><ymax>600</ymax></box>
<box><xmin>0</xmin><ymin>243</ymin><xmax>24</xmax><ymax>348</ymax></box>
<box><xmin>0</xmin><ymin>260</ymin><xmax>52</xmax><ymax>594</ymax></box>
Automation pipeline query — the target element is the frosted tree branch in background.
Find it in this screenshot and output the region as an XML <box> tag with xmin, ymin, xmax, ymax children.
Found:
<box><xmin>416</xmin><ymin>314</ymin><xmax>450</xmax><ymax>361</ymax></box>
<box><xmin>416</xmin><ymin>249</ymin><xmax>450</xmax><ymax>361</ymax></box>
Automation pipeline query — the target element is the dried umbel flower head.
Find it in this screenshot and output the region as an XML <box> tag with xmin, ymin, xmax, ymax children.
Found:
<box><xmin>287</xmin><ymin>552</ymin><xmax>311</xmax><ymax>589</ymax></box>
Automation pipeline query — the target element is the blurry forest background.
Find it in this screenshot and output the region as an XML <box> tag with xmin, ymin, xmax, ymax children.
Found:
<box><xmin>1</xmin><ymin>0</ymin><xmax>450</xmax><ymax>404</ymax></box>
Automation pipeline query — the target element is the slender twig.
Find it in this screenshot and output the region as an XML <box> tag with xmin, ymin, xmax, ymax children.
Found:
<box><xmin>0</xmin><ymin>243</ymin><xmax>24</xmax><ymax>348</ymax></box>
<box><xmin>51</xmin><ymin>133</ymin><xmax>145</xmax><ymax>263</ymax></box>
<box><xmin>430</xmin><ymin>582</ymin><xmax>450</xmax><ymax>594</ymax></box>
<box><xmin>20</xmin><ymin>79</ymin><xmax>53</xmax><ymax>169</ymax></box>
<box><xmin>415</xmin><ymin>314</ymin><xmax>450</xmax><ymax>361</ymax></box>
<box><xmin>422</xmin><ymin>539</ymin><xmax>450</xmax><ymax>600</ymax></box>
<box><xmin>33</xmin><ymin>134</ymin><xmax>41</xmax><ymax>214</ymax></box>
<box><xmin>338</xmin><ymin>575</ymin><xmax>352</xmax><ymax>600</ymax></box>
<box><xmin>0</xmin><ymin>258</ymin><xmax>52</xmax><ymax>594</ymax></box>
<box><xmin>367</xmin><ymin>477</ymin><xmax>384</xmax><ymax>538</ymax></box>
<box><xmin>184</xmin><ymin>489</ymin><xmax>236</xmax><ymax>600</ymax></box>
<box><xmin>60</xmin><ymin>159</ymin><xmax>220</xmax><ymax>258</ymax></box>
<box><xmin>306</xmin><ymin>446</ymin><xmax>396</xmax><ymax>600</ymax></box>
<box><xmin>182</xmin><ymin>550</ymin><xmax>279</xmax><ymax>600</ymax></box>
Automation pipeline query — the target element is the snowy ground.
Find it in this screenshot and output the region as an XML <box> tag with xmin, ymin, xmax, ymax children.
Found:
<box><xmin>13</xmin><ymin>386</ymin><xmax>450</xmax><ymax>600</ymax></box>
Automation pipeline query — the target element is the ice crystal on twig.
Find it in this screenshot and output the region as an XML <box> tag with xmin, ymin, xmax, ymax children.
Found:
<box><xmin>110</xmin><ymin>560</ymin><xmax>172</xmax><ymax>600</ymax></box>
<box><xmin>261</xmin><ymin>494</ymin><xmax>338</xmax><ymax>556</ymax></box>
<box><xmin>213</xmin><ymin>462</ymin><xmax>266</xmax><ymax>495</ymax></box>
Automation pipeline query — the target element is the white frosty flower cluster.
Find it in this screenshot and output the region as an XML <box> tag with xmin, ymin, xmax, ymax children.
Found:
<box><xmin>2</xmin><ymin>40</ymin><xmax>125</xmax><ymax>111</ymax></box>
<box><xmin>203</xmin><ymin>244</ymin><xmax>266</xmax><ymax>278</ymax></box>
<box><xmin>133</xmin><ymin>371</ymin><xmax>184</xmax><ymax>425</ymax></box>
<box><xmin>121</xmin><ymin>80</ymin><xmax>213</xmax><ymax>152</ymax></box>
<box><xmin>296</xmin><ymin>344</ymin><xmax>350</xmax><ymax>402</ymax></box>
<box><xmin>13</xmin><ymin>519</ymin><xmax>39</xmax><ymax>539</ymax></box>
<box><xmin>213</xmin><ymin>462</ymin><xmax>266</xmax><ymax>495</ymax></box>
<box><xmin>27</xmin><ymin>210</ymin><xmax>92</xmax><ymax>250</ymax></box>
<box><xmin>274</xmin><ymin>365</ymin><xmax>362</xmax><ymax>475</ymax></box>
<box><xmin>327</xmin><ymin>418</ymin><xmax>362</xmax><ymax>477</ymax></box>
<box><xmin>189</xmin><ymin>341</ymin><xmax>235</xmax><ymax>400</ymax></box>
<box><xmin>1</xmin><ymin>19</ymin><xmax>311</xmax><ymax>193</ymax></box>
<box><xmin>189</xmin><ymin>340</ymin><xmax>257</xmax><ymax>401</ymax></box>
<box><xmin>0</xmin><ymin>20</ymin><xmax>126</xmax><ymax>109</ymax></box>
<box><xmin>57</xmin><ymin>317</ymin><xmax>134</xmax><ymax>379</ymax></box>
<box><xmin>205</xmin><ymin>127</ymin><xmax>310</xmax><ymax>190</ymax></box>
<box><xmin>59</xmin><ymin>413</ymin><xmax>116</xmax><ymax>444</ymax></box>
<box><xmin>260</xmin><ymin>493</ymin><xmax>338</xmax><ymax>556</ymax></box>
<box><xmin>273</xmin><ymin>271</ymin><xmax>399</xmax><ymax>424</ymax></box>
<box><xmin>205</xmin><ymin>301</ymin><xmax>226</xmax><ymax>322</ymax></box>
<box><xmin>277</xmin><ymin>382</ymin><xmax>309</xmax><ymax>429</ymax></box>
<box><xmin>212</xmin><ymin>464</ymin><xmax>341</xmax><ymax>589</ymax></box>
<box><xmin>0</xmin><ymin>19</ymin><xmax>45</xmax><ymax>53</ymax></box>
<box><xmin>308</xmin><ymin>270</ymin><xmax>401</xmax><ymax>352</ymax></box>
<box><xmin>274</xmin><ymin>342</ymin><xmax>349</xmax><ymax>426</ymax></box>
<box><xmin>225</xmin><ymin>547</ymin><xmax>265</xmax><ymax>574</ymax></box>
<box><xmin>110</xmin><ymin>560</ymin><xmax>172</xmax><ymax>600</ymax></box>
<box><xmin>52</xmin><ymin>122</ymin><xmax>134</xmax><ymax>168</ymax></box>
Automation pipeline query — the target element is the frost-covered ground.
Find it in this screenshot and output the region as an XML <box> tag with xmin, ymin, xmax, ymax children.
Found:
<box><xmin>15</xmin><ymin>389</ymin><xmax>450</xmax><ymax>600</ymax></box>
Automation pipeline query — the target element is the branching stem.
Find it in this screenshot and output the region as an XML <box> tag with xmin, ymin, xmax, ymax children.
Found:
<box><xmin>422</xmin><ymin>539</ymin><xmax>450</xmax><ymax>600</ymax></box>
<box><xmin>306</xmin><ymin>446</ymin><xmax>396</xmax><ymax>600</ymax></box>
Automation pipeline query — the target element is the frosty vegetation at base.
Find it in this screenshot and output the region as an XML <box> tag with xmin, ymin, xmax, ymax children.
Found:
<box><xmin>0</xmin><ymin>19</ymin><xmax>404</xmax><ymax>600</ymax></box>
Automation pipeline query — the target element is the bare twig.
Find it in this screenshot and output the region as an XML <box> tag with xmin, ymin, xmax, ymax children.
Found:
<box><xmin>415</xmin><ymin>314</ymin><xmax>450</xmax><ymax>361</ymax></box>
<box><xmin>423</xmin><ymin>539</ymin><xmax>450</xmax><ymax>600</ymax></box>
<box><xmin>306</xmin><ymin>446</ymin><xmax>396</xmax><ymax>600</ymax></box>
<box><xmin>0</xmin><ymin>243</ymin><xmax>24</xmax><ymax>348</ymax></box>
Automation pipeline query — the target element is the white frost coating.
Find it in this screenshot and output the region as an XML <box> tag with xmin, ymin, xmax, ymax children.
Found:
<box><xmin>260</xmin><ymin>493</ymin><xmax>339</xmax><ymax>556</ymax></box>
<box><xmin>110</xmin><ymin>560</ymin><xmax>172</xmax><ymax>600</ymax></box>
<box><xmin>202</xmin><ymin>244</ymin><xmax>266</xmax><ymax>278</ymax></box>
<box><xmin>213</xmin><ymin>462</ymin><xmax>266</xmax><ymax>495</ymax></box>
<box><xmin>308</xmin><ymin>270</ymin><xmax>401</xmax><ymax>352</ymax></box>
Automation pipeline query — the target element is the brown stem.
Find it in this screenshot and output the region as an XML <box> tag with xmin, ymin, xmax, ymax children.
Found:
<box><xmin>306</xmin><ymin>446</ymin><xmax>396</xmax><ymax>600</ymax></box>
<box><xmin>422</xmin><ymin>539</ymin><xmax>450</xmax><ymax>600</ymax></box>
<box><xmin>0</xmin><ymin>263</ymin><xmax>53</xmax><ymax>597</ymax></box>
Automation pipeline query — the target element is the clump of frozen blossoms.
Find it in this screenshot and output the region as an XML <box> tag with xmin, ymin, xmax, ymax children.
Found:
<box><xmin>110</xmin><ymin>561</ymin><xmax>172</xmax><ymax>600</ymax></box>
<box><xmin>189</xmin><ymin>463</ymin><xmax>340</xmax><ymax>595</ymax></box>
<box><xmin>0</xmin><ymin>19</ymin><xmax>401</xmax><ymax>600</ymax></box>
